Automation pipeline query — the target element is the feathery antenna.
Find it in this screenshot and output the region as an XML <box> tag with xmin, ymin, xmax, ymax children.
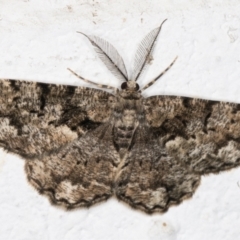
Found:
<box><xmin>132</xmin><ymin>19</ymin><xmax>167</xmax><ymax>82</ymax></box>
<box><xmin>78</xmin><ymin>32</ymin><xmax>128</xmax><ymax>82</ymax></box>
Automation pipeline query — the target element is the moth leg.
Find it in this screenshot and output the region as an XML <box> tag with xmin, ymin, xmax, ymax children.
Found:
<box><xmin>141</xmin><ymin>56</ymin><xmax>178</xmax><ymax>91</ymax></box>
<box><xmin>67</xmin><ymin>68</ymin><xmax>116</xmax><ymax>90</ymax></box>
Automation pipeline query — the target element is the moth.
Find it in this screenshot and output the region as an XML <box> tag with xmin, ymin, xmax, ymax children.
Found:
<box><xmin>1</xmin><ymin>19</ymin><xmax>240</xmax><ymax>214</ymax></box>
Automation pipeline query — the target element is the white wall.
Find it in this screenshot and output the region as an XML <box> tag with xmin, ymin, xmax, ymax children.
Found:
<box><xmin>0</xmin><ymin>1</ymin><xmax>240</xmax><ymax>239</ymax></box>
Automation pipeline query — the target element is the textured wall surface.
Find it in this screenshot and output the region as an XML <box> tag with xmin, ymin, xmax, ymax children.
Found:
<box><xmin>0</xmin><ymin>1</ymin><xmax>240</xmax><ymax>239</ymax></box>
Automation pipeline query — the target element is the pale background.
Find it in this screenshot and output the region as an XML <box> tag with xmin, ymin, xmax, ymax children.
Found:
<box><xmin>0</xmin><ymin>1</ymin><xmax>240</xmax><ymax>240</ymax></box>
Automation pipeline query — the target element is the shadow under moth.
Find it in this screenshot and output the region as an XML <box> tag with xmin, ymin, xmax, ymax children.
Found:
<box><xmin>1</xmin><ymin>20</ymin><xmax>239</xmax><ymax>214</ymax></box>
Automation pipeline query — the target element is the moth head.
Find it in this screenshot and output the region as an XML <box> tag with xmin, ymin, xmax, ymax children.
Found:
<box><xmin>121</xmin><ymin>80</ymin><xmax>140</xmax><ymax>92</ymax></box>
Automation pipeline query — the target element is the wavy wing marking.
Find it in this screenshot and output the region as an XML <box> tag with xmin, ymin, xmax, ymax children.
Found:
<box><xmin>0</xmin><ymin>79</ymin><xmax>112</xmax><ymax>158</ymax></box>
<box><xmin>115</xmin><ymin>96</ymin><xmax>240</xmax><ymax>213</ymax></box>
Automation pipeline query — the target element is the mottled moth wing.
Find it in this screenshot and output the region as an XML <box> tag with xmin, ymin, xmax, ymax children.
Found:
<box><xmin>2</xmin><ymin>20</ymin><xmax>239</xmax><ymax>214</ymax></box>
<box><xmin>26</xmin><ymin>122</ymin><xmax>119</xmax><ymax>208</ymax></box>
<box><xmin>0</xmin><ymin>79</ymin><xmax>112</xmax><ymax>157</ymax></box>
<box><xmin>0</xmin><ymin>79</ymin><xmax>118</xmax><ymax>208</ymax></box>
<box><xmin>116</xmin><ymin>96</ymin><xmax>240</xmax><ymax>213</ymax></box>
